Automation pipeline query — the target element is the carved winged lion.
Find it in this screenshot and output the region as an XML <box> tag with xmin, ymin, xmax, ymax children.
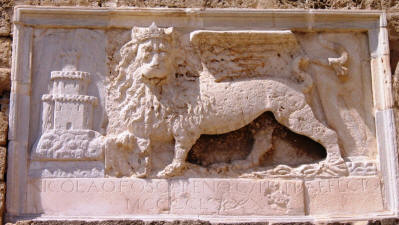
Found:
<box><xmin>105</xmin><ymin>23</ymin><xmax>346</xmax><ymax>178</ymax></box>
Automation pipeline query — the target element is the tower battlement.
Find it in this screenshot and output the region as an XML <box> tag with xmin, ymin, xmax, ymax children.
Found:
<box><xmin>50</xmin><ymin>71</ymin><xmax>90</xmax><ymax>81</ymax></box>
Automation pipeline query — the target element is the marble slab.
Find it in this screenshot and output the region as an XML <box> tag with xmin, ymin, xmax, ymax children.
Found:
<box><xmin>6</xmin><ymin>7</ymin><xmax>397</xmax><ymax>223</ymax></box>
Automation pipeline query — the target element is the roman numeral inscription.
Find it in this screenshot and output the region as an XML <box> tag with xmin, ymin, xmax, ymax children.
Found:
<box><xmin>169</xmin><ymin>179</ymin><xmax>304</xmax><ymax>215</ymax></box>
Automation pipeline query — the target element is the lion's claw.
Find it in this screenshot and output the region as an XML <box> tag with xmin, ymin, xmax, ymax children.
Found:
<box><xmin>157</xmin><ymin>162</ymin><xmax>186</xmax><ymax>178</ymax></box>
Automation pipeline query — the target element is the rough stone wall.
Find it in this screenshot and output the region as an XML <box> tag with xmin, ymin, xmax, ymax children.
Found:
<box><xmin>2</xmin><ymin>0</ymin><xmax>399</xmax><ymax>224</ymax></box>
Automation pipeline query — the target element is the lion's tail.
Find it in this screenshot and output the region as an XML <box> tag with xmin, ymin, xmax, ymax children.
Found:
<box><xmin>292</xmin><ymin>56</ymin><xmax>313</xmax><ymax>94</ymax></box>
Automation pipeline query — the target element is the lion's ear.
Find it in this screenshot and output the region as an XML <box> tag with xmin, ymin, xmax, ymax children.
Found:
<box><xmin>165</xmin><ymin>27</ymin><xmax>174</xmax><ymax>35</ymax></box>
<box><xmin>131</xmin><ymin>27</ymin><xmax>140</xmax><ymax>40</ymax></box>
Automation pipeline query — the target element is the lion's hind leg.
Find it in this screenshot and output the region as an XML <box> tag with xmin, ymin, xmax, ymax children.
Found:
<box><xmin>274</xmin><ymin>103</ymin><xmax>347</xmax><ymax>175</ymax></box>
<box><xmin>231</xmin><ymin>128</ymin><xmax>274</xmax><ymax>170</ymax></box>
<box><xmin>286</xmin><ymin>104</ymin><xmax>342</xmax><ymax>161</ymax></box>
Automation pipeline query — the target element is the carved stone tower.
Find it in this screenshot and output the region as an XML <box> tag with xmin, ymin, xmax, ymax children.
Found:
<box><xmin>41</xmin><ymin>50</ymin><xmax>97</xmax><ymax>132</ymax></box>
<box><xmin>41</xmin><ymin>70</ymin><xmax>97</xmax><ymax>132</ymax></box>
<box><xmin>31</xmin><ymin>50</ymin><xmax>104</xmax><ymax>164</ymax></box>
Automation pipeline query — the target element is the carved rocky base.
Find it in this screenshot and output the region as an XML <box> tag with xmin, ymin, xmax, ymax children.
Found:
<box><xmin>32</xmin><ymin>129</ymin><xmax>104</xmax><ymax>161</ymax></box>
<box><xmin>241</xmin><ymin>159</ymin><xmax>348</xmax><ymax>178</ymax></box>
<box><xmin>29</xmin><ymin>161</ymin><xmax>105</xmax><ymax>178</ymax></box>
<box><xmin>30</xmin><ymin>129</ymin><xmax>105</xmax><ymax>178</ymax></box>
<box><xmin>345</xmin><ymin>157</ymin><xmax>378</xmax><ymax>176</ymax></box>
<box><xmin>164</xmin><ymin>158</ymin><xmax>348</xmax><ymax>179</ymax></box>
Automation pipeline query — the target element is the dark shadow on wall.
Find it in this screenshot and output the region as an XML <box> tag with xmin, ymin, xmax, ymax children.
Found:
<box><xmin>188</xmin><ymin>111</ymin><xmax>326</xmax><ymax>168</ymax></box>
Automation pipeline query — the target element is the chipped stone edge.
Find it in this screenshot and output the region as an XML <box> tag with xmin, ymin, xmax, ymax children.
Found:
<box><xmin>6</xmin><ymin>23</ymin><xmax>33</xmax><ymax>216</ymax></box>
<box><xmin>370</xmin><ymin>13</ymin><xmax>399</xmax><ymax>217</ymax></box>
<box><xmin>6</xmin><ymin>7</ymin><xmax>398</xmax><ymax>223</ymax></box>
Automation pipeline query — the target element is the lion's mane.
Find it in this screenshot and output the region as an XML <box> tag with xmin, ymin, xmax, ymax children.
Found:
<box><xmin>106</xmin><ymin>37</ymin><xmax>212</xmax><ymax>140</ymax></box>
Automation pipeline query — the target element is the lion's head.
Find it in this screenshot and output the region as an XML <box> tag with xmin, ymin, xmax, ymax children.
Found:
<box><xmin>114</xmin><ymin>23</ymin><xmax>178</xmax><ymax>90</ymax></box>
<box><xmin>107</xmin><ymin>23</ymin><xmax>202</xmax><ymax>135</ymax></box>
<box><xmin>104</xmin><ymin>24</ymin><xmax>213</xmax><ymax>176</ymax></box>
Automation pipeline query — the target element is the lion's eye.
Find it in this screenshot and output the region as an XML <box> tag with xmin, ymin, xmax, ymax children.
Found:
<box><xmin>144</xmin><ymin>54</ymin><xmax>151</xmax><ymax>59</ymax></box>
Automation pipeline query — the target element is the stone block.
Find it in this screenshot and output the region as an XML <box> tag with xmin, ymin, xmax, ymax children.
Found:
<box><xmin>110</xmin><ymin>0</ymin><xmax>205</xmax><ymax>7</ymax></box>
<box><xmin>0</xmin><ymin>7</ymin><xmax>12</xmax><ymax>36</ymax></box>
<box><xmin>0</xmin><ymin>0</ymin><xmax>13</xmax><ymax>36</ymax></box>
<box><xmin>0</xmin><ymin>147</ymin><xmax>6</xmax><ymax>180</ymax></box>
<box><xmin>0</xmin><ymin>38</ymin><xmax>11</xmax><ymax>68</ymax></box>
<box><xmin>204</xmin><ymin>0</ymin><xmax>257</xmax><ymax>8</ymax></box>
<box><xmin>0</xmin><ymin>68</ymin><xmax>11</xmax><ymax>93</ymax></box>
<box><xmin>14</xmin><ymin>0</ymin><xmax>100</xmax><ymax>6</ymax></box>
<box><xmin>0</xmin><ymin>182</ymin><xmax>5</xmax><ymax>225</ymax></box>
<box><xmin>0</xmin><ymin>111</ymin><xmax>7</xmax><ymax>146</ymax></box>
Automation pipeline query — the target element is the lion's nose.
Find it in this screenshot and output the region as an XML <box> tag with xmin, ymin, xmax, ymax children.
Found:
<box><xmin>150</xmin><ymin>54</ymin><xmax>161</xmax><ymax>67</ymax></box>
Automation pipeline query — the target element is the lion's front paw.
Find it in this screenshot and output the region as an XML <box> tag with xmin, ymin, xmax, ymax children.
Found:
<box><xmin>231</xmin><ymin>159</ymin><xmax>254</xmax><ymax>170</ymax></box>
<box><xmin>209</xmin><ymin>162</ymin><xmax>229</xmax><ymax>170</ymax></box>
<box><xmin>157</xmin><ymin>162</ymin><xmax>186</xmax><ymax>178</ymax></box>
<box><xmin>209</xmin><ymin>160</ymin><xmax>253</xmax><ymax>172</ymax></box>
<box><xmin>134</xmin><ymin>171</ymin><xmax>148</xmax><ymax>178</ymax></box>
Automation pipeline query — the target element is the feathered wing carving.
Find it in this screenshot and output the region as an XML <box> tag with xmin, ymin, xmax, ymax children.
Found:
<box><xmin>190</xmin><ymin>31</ymin><xmax>308</xmax><ymax>83</ymax></box>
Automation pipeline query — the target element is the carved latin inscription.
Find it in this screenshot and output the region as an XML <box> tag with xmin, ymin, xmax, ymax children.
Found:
<box><xmin>27</xmin><ymin>177</ymin><xmax>384</xmax><ymax>216</ymax></box>
<box><xmin>27</xmin><ymin>179</ymin><xmax>169</xmax><ymax>215</ymax></box>
<box><xmin>26</xmin><ymin>178</ymin><xmax>305</xmax><ymax>216</ymax></box>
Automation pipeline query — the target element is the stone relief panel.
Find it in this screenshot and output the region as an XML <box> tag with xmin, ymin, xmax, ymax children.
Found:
<box><xmin>32</xmin><ymin>66</ymin><xmax>102</xmax><ymax>160</ymax></box>
<box><xmin>31</xmin><ymin>26</ymin><xmax>376</xmax><ymax>179</ymax></box>
<box><xmin>8</xmin><ymin>8</ymin><xmax>392</xmax><ymax>221</ymax></box>
<box><xmin>103</xmin><ymin>24</ymin><xmax>375</xmax><ymax>179</ymax></box>
<box><xmin>29</xmin><ymin>29</ymin><xmax>107</xmax><ymax>177</ymax></box>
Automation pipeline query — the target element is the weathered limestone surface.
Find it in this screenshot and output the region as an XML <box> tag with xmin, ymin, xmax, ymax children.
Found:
<box><xmin>0</xmin><ymin>68</ymin><xmax>11</xmax><ymax>93</ymax></box>
<box><xmin>0</xmin><ymin>0</ymin><xmax>13</xmax><ymax>36</ymax></box>
<box><xmin>0</xmin><ymin>147</ymin><xmax>6</xmax><ymax>180</ymax></box>
<box><xmin>3</xmin><ymin>1</ymin><xmax>399</xmax><ymax>225</ymax></box>
<box><xmin>0</xmin><ymin>112</ymin><xmax>8</xmax><ymax>146</ymax></box>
